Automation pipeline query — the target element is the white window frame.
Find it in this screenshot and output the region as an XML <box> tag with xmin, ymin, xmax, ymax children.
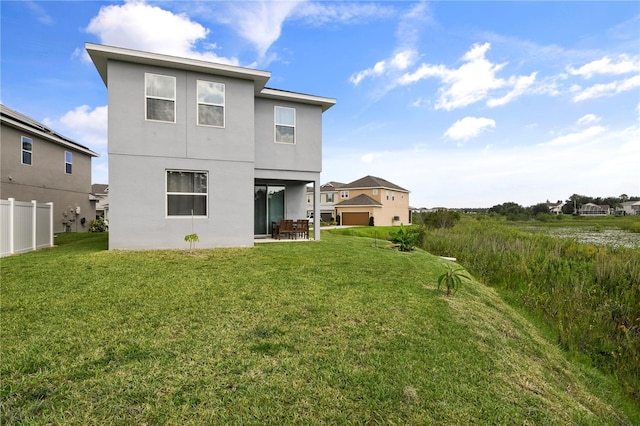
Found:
<box><xmin>340</xmin><ymin>191</ymin><xmax>349</xmax><ymax>199</ymax></box>
<box><xmin>65</xmin><ymin>151</ymin><xmax>72</xmax><ymax>174</ymax></box>
<box><xmin>145</xmin><ymin>73</ymin><xmax>176</xmax><ymax>123</ymax></box>
<box><xmin>197</xmin><ymin>80</ymin><xmax>225</xmax><ymax>128</ymax></box>
<box><xmin>372</xmin><ymin>189</ymin><xmax>378</xmax><ymax>195</ymax></box>
<box><xmin>326</xmin><ymin>193</ymin><xmax>335</xmax><ymax>203</ymax></box>
<box><xmin>21</xmin><ymin>136</ymin><xmax>33</xmax><ymax>165</ymax></box>
<box><xmin>166</xmin><ymin>170</ymin><xmax>208</xmax><ymax>218</ymax></box>
<box><xmin>275</xmin><ymin>106</ymin><xmax>296</xmax><ymax>144</ymax></box>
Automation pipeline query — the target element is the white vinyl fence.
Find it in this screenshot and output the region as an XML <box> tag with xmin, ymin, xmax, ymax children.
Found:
<box><xmin>1</xmin><ymin>198</ymin><xmax>54</xmax><ymax>257</ymax></box>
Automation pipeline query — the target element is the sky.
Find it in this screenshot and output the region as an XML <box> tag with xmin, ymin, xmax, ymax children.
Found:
<box><xmin>1</xmin><ymin>0</ymin><xmax>638</xmax><ymax>208</ymax></box>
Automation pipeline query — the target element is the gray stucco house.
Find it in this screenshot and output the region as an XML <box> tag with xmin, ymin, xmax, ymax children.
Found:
<box><xmin>1</xmin><ymin>104</ymin><xmax>99</xmax><ymax>233</ymax></box>
<box><xmin>86</xmin><ymin>43</ymin><xmax>335</xmax><ymax>250</ymax></box>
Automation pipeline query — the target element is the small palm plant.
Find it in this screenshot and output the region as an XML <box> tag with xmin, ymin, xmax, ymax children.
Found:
<box><xmin>437</xmin><ymin>264</ymin><xmax>471</xmax><ymax>296</ymax></box>
<box><xmin>184</xmin><ymin>209</ymin><xmax>199</xmax><ymax>253</ymax></box>
<box><xmin>184</xmin><ymin>233</ymin><xmax>199</xmax><ymax>252</ymax></box>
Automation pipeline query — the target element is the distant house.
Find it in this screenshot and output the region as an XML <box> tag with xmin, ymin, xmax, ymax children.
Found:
<box><xmin>91</xmin><ymin>184</ymin><xmax>109</xmax><ymax>220</ymax></box>
<box><xmin>547</xmin><ymin>201</ymin><xmax>564</xmax><ymax>215</ymax></box>
<box><xmin>334</xmin><ymin>175</ymin><xmax>410</xmax><ymax>226</ymax></box>
<box><xmin>1</xmin><ymin>104</ymin><xmax>99</xmax><ymax>233</ymax></box>
<box><xmin>617</xmin><ymin>201</ymin><xmax>640</xmax><ymax>216</ymax></box>
<box><xmin>86</xmin><ymin>43</ymin><xmax>335</xmax><ymax>249</ymax></box>
<box><xmin>306</xmin><ymin>181</ymin><xmax>345</xmax><ymax>222</ymax></box>
<box><xmin>578</xmin><ymin>203</ymin><xmax>610</xmax><ymax>216</ymax></box>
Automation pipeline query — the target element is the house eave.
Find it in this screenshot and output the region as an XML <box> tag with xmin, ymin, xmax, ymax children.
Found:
<box><xmin>259</xmin><ymin>88</ymin><xmax>336</xmax><ymax>112</ymax></box>
<box><xmin>85</xmin><ymin>42</ymin><xmax>272</xmax><ymax>91</ymax></box>
<box><xmin>1</xmin><ymin>106</ymin><xmax>99</xmax><ymax>158</ymax></box>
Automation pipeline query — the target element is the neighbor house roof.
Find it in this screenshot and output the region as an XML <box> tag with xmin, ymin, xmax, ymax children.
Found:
<box><xmin>307</xmin><ymin>181</ymin><xmax>346</xmax><ymax>193</ymax></box>
<box><xmin>335</xmin><ymin>194</ymin><xmax>382</xmax><ymax>207</ymax></box>
<box><xmin>86</xmin><ymin>43</ymin><xmax>335</xmax><ymax>112</ymax></box>
<box><xmin>341</xmin><ymin>175</ymin><xmax>409</xmax><ymax>192</ymax></box>
<box><xmin>1</xmin><ymin>104</ymin><xmax>99</xmax><ymax>157</ymax></box>
<box><xmin>92</xmin><ymin>184</ymin><xmax>109</xmax><ymax>194</ymax></box>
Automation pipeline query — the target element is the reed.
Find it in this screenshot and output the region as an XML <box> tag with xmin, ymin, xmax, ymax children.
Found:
<box><xmin>420</xmin><ymin>217</ymin><xmax>640</xmax><ymax>401</ymax></box>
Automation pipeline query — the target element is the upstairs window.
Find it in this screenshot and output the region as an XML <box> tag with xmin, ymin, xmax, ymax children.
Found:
<box><xmin>340</xmin><ymin>191</ymin><xmax>349</xmax><ymax>199</ymax></box>
<box><xmin>145</xmin><ymin>73</ymin><xmax>176</xmax><ymax>122</ymax></box>
<box><xmin>197</xmin><ymin>81</ymin><xmax>225</xmax><ymax>127</ymax></box>
<box><xmin>65</xmin><ymin>151</ymin><xmax>73</xmax><ymax>174</ymax></box>
<box><xmin>372</xmin><ymin>189</ymin><xmax>378</xmax><ymax>195</ymax></box>
<box><xmin>326</xmin><ymin>193</ymin><xmax>335</xmax><ymax>203</ymax></box>
<box><xmin>21</xmin><ymin>136</ymin><xmax>32</xmax><ymax>165</ymax></box>
<box><xmin>275</xmin><ymin>106</ymin><xmax>295</xmax><ymax>143</ymax></box>
<box><xmin>166</xmin><ymin>170</ymin><xmax>208</xmax><ymax>217</ymax></box>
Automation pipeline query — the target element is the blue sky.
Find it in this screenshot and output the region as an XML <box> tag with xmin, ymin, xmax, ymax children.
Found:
<box><xmin>2</xmin><ymin>1</ymin><xmax>638</xmax><ymax>208</ymax></box>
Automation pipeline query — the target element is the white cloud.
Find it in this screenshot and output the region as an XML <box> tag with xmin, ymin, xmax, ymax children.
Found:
<box><xmin>350</xmin><ymin>50</ymin><xmax>418</xmax><ymax>85</ymax></box>
<box><xmin>397</xmin><ymin>42</ymin><xmax>540</xmax><ymax>110</ymax></box>
<box><xmin>85</xmin><ymin>0</ymin><xmax>238</xmax><ymax>65</ymax></box>
<box><xmin>573</xmin><ymin>74</ymin><xmax>640</xmax><ymax>102</ymax></box>
<box><xmin>220</xmin><ymin>0</ymin><xmax>301</xmax><ymax>58</ymax></box>
<box><xmin>487</xmin><ymin>72</ymin><xmax>537</xmax><ymax>107</ymax></box>
<box><xmin>444</xmin><ymin>117</ymin><xmax>496</xmax><ymax>143</ymax></box>
<box><xmin>540</xmin><ymin>125</ymin><xmax>606</xmax><ymax>147</ymax></box>
<box><xmin>43</xmin><ymin>105</ymin><xmax>108</xmax><ymax>149</ymax></box>
<box><xmin>25</xmin><ymin>0</ymin><xmax>53</xmax><ymax>25</ymax></box>
<box><xmin>577</xmin><ymin>114</ymin><xmax>600</xmax><ymax>126</ymax></box>
<box><xmin>567</xmin><ymin>54</ymin><xmax>640</xmax><ymax>78</ymax></box>
<box><xmin>322</xmin><ymin>124</ymin><xmax>638</xmax><ymax>208</ymax></box>
<box><xmin>293</xmin><ymin>2</ymin><xmax>395</xmax><ymax>26</ymax></box>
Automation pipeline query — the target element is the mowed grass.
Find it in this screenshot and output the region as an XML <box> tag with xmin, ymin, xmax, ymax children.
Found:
<box><xmin>1</xmin><ymin>232</ymin><xmax>636</xmax><ymax>424</ymax></box>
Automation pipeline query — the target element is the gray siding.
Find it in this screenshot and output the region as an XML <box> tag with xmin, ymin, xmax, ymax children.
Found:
<box><xmin>0</xmin><ymin>123</ymin><xmax>95</xmax><ymax>233</ymax></box>
<box><xmin>108</xmin><ymin>155</ymin><xmax>254</xmax><ymax>249</ymax></box>
<box><xmin>254</xmin><ymin>98</ymin><xmax>322</xmax><ymax>173</ymax></box>
<box><xmin>106</xmin><ymin>61</ymin><xmax>256</xmax><ymax>250</ymax></box>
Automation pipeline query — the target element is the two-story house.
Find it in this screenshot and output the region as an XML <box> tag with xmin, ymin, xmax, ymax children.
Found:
<box><xmin>334</xmin><ymin>175</ymin><xmax>410</xmax><ymax>226</ymax></box>
<box><xmin>91</xmin><ymin>183</ymin><xmax>109</xmax><ymax>220</ymax></box>
<box><xmin>306</xmin><ymin>181</ymin><xmax>345</xmax><ymax>222</ymax></box>
<box><xmin>1</xmin><ymin>104</ymin><xmax>99</xmax><ymax>233</ymax></box>
<box><xmin>86</xmin><ymin>43</ymin><xmax>335</xmax><ymax>250</ymax></box>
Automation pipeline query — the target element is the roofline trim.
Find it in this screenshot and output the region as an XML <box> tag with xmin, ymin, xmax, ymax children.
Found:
<box><xmin>85</xmin><ymin>42</ymin><xmax>271</xmax><ymax>90</ymax></box>
<box><xmin>1</xmin><ymin>113</ymin><xmax>99</xmax><ymax>158</ymax></box>
<box><xmin>259</xmin><ymin>88</ymin><xmax>336</xmax><ymax>112</ymax></box>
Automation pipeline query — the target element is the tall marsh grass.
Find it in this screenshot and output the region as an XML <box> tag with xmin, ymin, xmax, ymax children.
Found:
<box><xmin>420</xmin><ymin>217</ymin><xmax>640</xmax><ymax>401</ymax></box>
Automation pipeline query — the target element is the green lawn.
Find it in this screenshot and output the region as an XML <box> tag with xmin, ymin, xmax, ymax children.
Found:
<box><xmin>1</xmin><ymin>232</ymin><xmax>637</xmax><ymax>424</ymax></box>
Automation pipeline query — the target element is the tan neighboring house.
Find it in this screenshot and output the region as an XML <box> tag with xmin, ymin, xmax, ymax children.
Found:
<box><xmin>306</xmin><ymin>181</ymin><xmax>344</xmax><ymax>222</ymax></box>
<box><xmin>334</xmin><ymin>175</ymin><xmax>410</xmax><ymax>226</ymax></box>
<box><xmin>1</xmin><ymin>104</ymin><xmax>99</xmax><ymax>233</ymax></box>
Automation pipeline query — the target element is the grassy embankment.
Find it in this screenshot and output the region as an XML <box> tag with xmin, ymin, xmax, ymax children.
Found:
<box><xmin>2</xmin><ymin>231</ymin><xmax>638</xmax><ymax>424</ymax></box>
<box><xmin>340</xmin><ymin>215</ymin><xmax>640</xmax><ymax>407</ymax></box>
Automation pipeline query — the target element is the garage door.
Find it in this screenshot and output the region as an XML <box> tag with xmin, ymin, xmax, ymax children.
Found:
<box><xmin>342</xmin><ymin>212</ymin><xmax>369</xmax><ymax>226</ymax></box>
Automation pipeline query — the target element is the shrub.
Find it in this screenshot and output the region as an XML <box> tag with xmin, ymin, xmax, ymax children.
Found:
<box><xmin>390</xmin><ymin>225</ymin><xmax>419</xmax><ymax>252</ymax></box>
<box><xmin>368</xmin><ymin>216</ymin><xmax>375</xmax><ymax>226</ymax></box>
<box><xmin>88</xmin><ymin>217</ymin><xmax>108</xmax><ymax>232</ymax></box>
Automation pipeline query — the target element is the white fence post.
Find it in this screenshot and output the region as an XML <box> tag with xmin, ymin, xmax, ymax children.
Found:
<box><xmin>9</xmin><ymin>198</ymin><xmax>15</xmax><ymax>255</ymax></box>
<box><xmin>32</xmin><ymin>200</ymin><xmax>37</xmax><ymax>251</ymax></box>
<box><xmin>48</xmin><ymin>202</ymin><xmax>54</xmax><ymax>247</ymax></box>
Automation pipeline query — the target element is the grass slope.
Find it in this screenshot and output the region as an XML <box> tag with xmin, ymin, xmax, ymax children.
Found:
<box><xmin>1</xmin><ymin>232</ymin><xmax>635</xmax><ymax>424</ymax></box>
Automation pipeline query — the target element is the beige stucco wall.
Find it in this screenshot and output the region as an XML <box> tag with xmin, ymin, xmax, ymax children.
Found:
<box><xmin>337</xmin><ymin>188</ymin><xmax>410</xmax><ymax>226</ymax></box>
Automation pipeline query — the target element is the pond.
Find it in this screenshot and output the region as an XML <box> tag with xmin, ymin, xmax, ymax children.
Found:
<box><xmin>521</xmin><ymin>227</ymin><xmax>640</xmax><ymax>249</ymax></box>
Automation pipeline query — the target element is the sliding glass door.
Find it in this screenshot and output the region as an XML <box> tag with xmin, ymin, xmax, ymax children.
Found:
<box><xmin>254</xmin><ymin>185</ymin><xmax>285</xmax><ymax>235</ymax></box>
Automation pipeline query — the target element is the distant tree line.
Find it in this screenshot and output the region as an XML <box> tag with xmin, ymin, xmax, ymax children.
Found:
<box><xmin>487</xmin><ymin>193</ymin><xmax>639</xmax><ymax>220</ymax></box>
